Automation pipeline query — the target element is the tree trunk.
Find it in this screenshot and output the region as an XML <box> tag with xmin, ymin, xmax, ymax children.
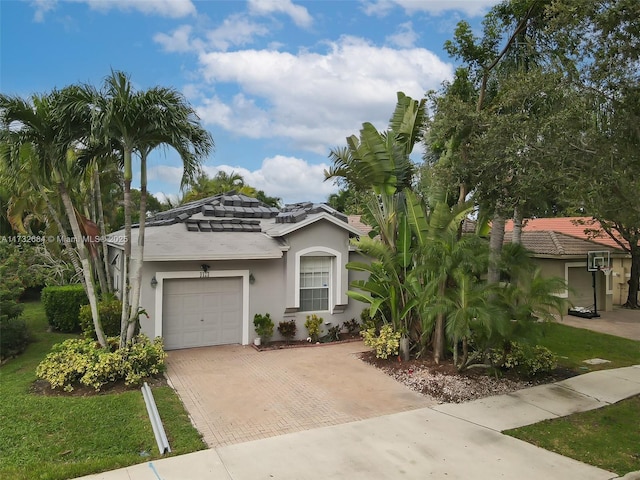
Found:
<box><xmin>512</xmin><ymin>206</ymin><xmax>522</xmax><ymax>245</ymax></box>
<box><xmin>126</xmin><ymin>155</ymin><xmax>148</xmax><ymax>342</ymax></box>
<box><xmin>624</xmin><ymin>244</ymin><xmax>640</xmax><ymax>308</ymax></box>
<box><xmin>94</xmin><ymin>168</ymin><xmax>112</xmax><ymax>293</ymax></box>
<box><xmin>57</xmin><ymin>179</ymin><xmax>107</xmax><ymax>347</ymax></box>
<box><xmin>488</xmin><ymin>213</ymin><xmax>506</xmax><ymax>284</ymax></box>
<box><xmin>119</xmin><ymin>148</ymin><xmax>133</xmax><ymax>348</ymax></box>
<box><xmin>433</xmin><ymin>280</ymin><xmax>446</xmax><ymax>364</ymax></box>
<box><xmin>43</xmin><ymin>191</ymin><xmax>85</xmax><ymax>291</ymax></box>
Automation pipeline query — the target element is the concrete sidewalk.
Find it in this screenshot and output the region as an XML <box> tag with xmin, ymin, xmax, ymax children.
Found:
<box><xmin>76</xmin><ymin>365</ymin><xmax>640</xmax><ymax>480</ymax></box>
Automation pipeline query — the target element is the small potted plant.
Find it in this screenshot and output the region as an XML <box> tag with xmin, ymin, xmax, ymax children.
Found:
<box><xmin>253</xmin><ymin>313</ymin><xmax>274</xmax><ymax>346</ymax></box>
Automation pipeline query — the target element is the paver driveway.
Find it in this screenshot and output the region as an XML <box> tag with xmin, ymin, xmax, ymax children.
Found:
<box><xmin>165</xmin><ymin>341</ymin><xmax>433</xmax><ymax>448</ymax></box>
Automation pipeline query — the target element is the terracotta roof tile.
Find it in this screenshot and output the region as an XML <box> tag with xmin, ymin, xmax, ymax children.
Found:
<box><xmin>505</xmin><ymin>217</ymin><xmax>628</xmax><ymax>250</ymax></box>
<box><xmin>504</xmin><ymin>230</ymin><xmax>625</xmax><ymax>257</ymax></box>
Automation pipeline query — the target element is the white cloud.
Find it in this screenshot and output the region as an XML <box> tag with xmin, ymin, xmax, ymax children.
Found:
<box><xmin>248</xmin><ymin>0</ymin><xmax>313</xmax><ymax>28</ymax></box>
<box><xmin>153</xmin><ymin>25</ymin><xmax>199</xmax><ymax>53</ymax></box>
<box><xmin>196</xmin><ymin>36</ymin><xmax>452</xmax><ymax>153</ymax></box>
<box><xmin>205</xmin><ymin>14</ymin><xmax>271</xmax><ymax>51</ymax></box>
<box><xmin>386</xmin><ymin>21</ymin><xmax>418</xmax><ymax>48</ymax></box>
<box><xmin>362</xmin><ymin>0</ymin><xmax>500</xmax><ymax>17</ymax></box>
<box><xmin>203</xmin><ymin>156</ymin><xmax>338</xmax><ymax>204</ymax></box>
<box><xmin>31</xmin><ymin>0</ymin><xmax>196</xmax><ymax>21</ymax></box>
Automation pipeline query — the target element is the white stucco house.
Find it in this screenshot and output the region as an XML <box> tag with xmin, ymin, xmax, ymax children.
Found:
<box><xmin>106</xmin><ymin>194</ymin><xmax>369</xmax><ymax>350</ymax></box>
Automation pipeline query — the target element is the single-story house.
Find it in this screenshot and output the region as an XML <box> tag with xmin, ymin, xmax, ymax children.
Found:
<box><xmin>107</xmin><ymin>194</ymin><xmax>369</xmax><ymax>350</ymax></box>
<box><xmin>504</xmin><ymin>217</ymin><xmax>632</xmax><ymax>311</ymax></box>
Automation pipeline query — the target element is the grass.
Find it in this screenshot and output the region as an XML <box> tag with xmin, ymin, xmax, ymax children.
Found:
<box><xmin>505</xmin><ymin>395</ymin><xmax>640</xmax><ymax>475</ymax></box>
<box><xmin>538</xmin><ymin>322</ymin><xmax>640</xmax><ymax>371</ymax></box>
<box><xmin>0</xmin><ymin>301</ymin><xmax>205</xmax><ymax>480</ymax></box>
<box><xmin>502</xmin><ymin>322</ymin><xmax>640</xmax><ymax>476</ymax></box>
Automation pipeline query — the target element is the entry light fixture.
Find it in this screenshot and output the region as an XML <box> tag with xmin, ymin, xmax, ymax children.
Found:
<box><xmin>249</xmin><ymin>272</ymin><xmax>256</xmax><ymax>284</ymax></box>
<box><xmin>201</xmin><ymin>264</ymin><xmax>210</xmax><ymax>273</ymax></box>
<box><xmin>150</xmin><ymin>276</ymin><xmax>158</xmax><ymax>288</ymax></box>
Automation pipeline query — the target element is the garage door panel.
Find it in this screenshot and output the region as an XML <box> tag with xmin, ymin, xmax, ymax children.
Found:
<box><xmin>163</xmin><ymin>277</ymin><xmax>243</xmax><ymax>350</ymax></box>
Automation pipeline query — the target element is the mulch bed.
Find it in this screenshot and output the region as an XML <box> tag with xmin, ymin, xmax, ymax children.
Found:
<box><xmin>30</xmin><ymin>375</ymin><xmax>167</xmax><ymax>397</ymax></box>
<box><xmin>359</xmin><ymin>351</ymin><xmax>578</xmax><ymax>403</ymax></box>
<box><xmin>253</xmin><ymin>333</ymin><xmax>361</xmax><ymax>351</ymax></box>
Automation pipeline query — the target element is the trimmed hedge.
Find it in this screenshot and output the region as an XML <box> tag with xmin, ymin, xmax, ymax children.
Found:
<box><xmin>41</xmin><ymin>285</ymin><xmax>88</xmax><ymax>332</ymax></box>
<box><xmin>0</xmin><ymin>316</ymin><xmax>30</xmax><ymax>360</ymax></box>
<box><xmin>79</xmin><ymin>297</ymin><xmax>122</xmax><ymax>338</ymax></box>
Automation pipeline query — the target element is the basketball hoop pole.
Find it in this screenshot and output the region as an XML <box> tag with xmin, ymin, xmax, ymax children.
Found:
<box><xmin>592</xmin><ymin>267</ymin><xmax>601</xmax><ymax>318</ymax></box>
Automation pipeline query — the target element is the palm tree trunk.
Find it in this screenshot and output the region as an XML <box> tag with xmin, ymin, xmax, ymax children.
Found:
<box><xmin>120</xmin><ymin>149</ymin><xmax>133</xmax><ymax>348</ymax></box>
<box><xmin>488</xmin><ymin>213</ymin><xmax>506</xmax><ymax>284</ymax></box>
<box><xmin>57</xmin><ymin>178</ymin><xmax>107</xmax><ymax>347</ymax></box>
<box><xmin>433</xmin><ymin>280</ymin><xmax>446</xmax><ymax>364</ymax></box>
<box><xmin>126</xmin><ymin>154</ymin><xmax>148</xmax><ymax>341</ymax></box>
<box><xmin>94</xmin><ymin>168</ymin><xmax>112</xmax><ymax>293</ymax></box>
<box><xmin>42</xmin><ymin>190</ymin><xmax>86</xmax><ymax>291</ymax></box>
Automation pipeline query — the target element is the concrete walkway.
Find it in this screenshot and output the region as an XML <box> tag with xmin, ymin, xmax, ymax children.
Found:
<box><xmin>76</xmin><ymin>365</ymin><xmax>640</xmax><ymax>480</ymax></box>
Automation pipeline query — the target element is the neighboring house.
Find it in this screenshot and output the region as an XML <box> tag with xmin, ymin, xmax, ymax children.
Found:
<box><xmin>107</xmin><ymin>194</ymin><xmax>369</xmax><ymax>350</ymax></box>
<box><xmin>505</xmin><ymin>217</ymin><xmax>632</xmax><ymax>311</ymax></box>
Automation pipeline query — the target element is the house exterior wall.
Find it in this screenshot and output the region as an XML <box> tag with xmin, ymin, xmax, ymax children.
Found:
<box><xmin>105</xmin><ymin>216</ymin><xmax>372</xmax><ymax>347</ymax></box>
<box><xmin>531</xmin><ymin>257</ymin><xmax>611</xmax><ymax>312</ymax></box>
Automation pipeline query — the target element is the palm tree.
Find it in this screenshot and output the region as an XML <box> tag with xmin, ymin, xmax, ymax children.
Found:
<box><xmin>0</xmin><ymin>90</ymin><xmax>107</xmax><ymax>347</ymax></box>
<box><xmin>75</xmin><ymin>71</ymin><xmax>213</xmax><ymax>345</ymax></box>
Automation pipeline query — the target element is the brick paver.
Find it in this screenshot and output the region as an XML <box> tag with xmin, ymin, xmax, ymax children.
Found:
<box><xmin>165</xmin><ymin>341</ymin><xmax>433</xmax><ymax>448</ymax></box>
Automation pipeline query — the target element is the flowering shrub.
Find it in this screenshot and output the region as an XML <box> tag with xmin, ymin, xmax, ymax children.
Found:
<box><xmin>361</xmin><ymin>324</ymin><xmax>401</xmax><ymax>359</ymax></box>
<box><xmin>490</xmin><ymin>342</ymin><xmax>557</xmax><ymax>377</ymax></box>
<box><xmin>35</xmin><ymin>335</ymin><xmax>167</xmax><ymax>392</ymax></box>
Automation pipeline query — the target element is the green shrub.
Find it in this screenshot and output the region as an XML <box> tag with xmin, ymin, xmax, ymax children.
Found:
<box><xmin>490</xmin><ymin>342</ymin><xmax>557</xmax><ymax>377</ymax></box>
<box><xmin>304</xmin><ymin>314</ymin><xmax>323</xmax><ymax>342</ymax></box>
<box><xmin>342</xmin><ymin>318</ymin><xmax>360</xmax><ymax>334</ymax></box>
<box><xmin>253</xmin><ymin>313</ymin><xmax>274</xmax><ymax>342</ymax></box>
<box><xmin>41</xmin><ymin>285</ymin><xmax>88</xmax><ymax>332</ymax></box>
<box><xmin>361</xmin><ymin>324</ymin><xmax>401</xmax><ymax>359</ymax></box>
<box><xmin>79</xmin><ymin>297</ymin><xmax>122</xmax><ymax>338</ymax></box>
<box><xmin>277</xmin><ymin>319</ymin><xmax>297</xmax><ymax>341</ymax></box>
<box><xmin>327</xmin><ymin>325</ymin><xmax>341</xmax><ymax>341</ymax></box>
<box><xmin>35</xmin><ymin>335</ymin><xmax>167</xmax><ymax>392</ymax></box>
<box><xmin>0</xmin><ymin>316</ymin><xmax>30</xmax><ymax>360</ymax></box>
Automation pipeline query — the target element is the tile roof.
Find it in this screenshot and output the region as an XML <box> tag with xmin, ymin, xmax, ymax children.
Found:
<box><xmin>504</xmin><ymin>217</ymin><xmax>628</xmax><ymax>250</ymax></box>
<box><xmin>348</xmin><ymin>215</ymin><xmax>373</xmax><ymax>236</ymax></box>
<box><xmin>504</xmin><ymin>231</ymin><xmax>625</xmax><ymax>257</ymax></box>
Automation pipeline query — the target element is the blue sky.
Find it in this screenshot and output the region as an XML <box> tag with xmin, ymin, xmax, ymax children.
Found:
<box><xmin>1</xmin><ymin>0</ymin><xmax>500</xmax><ymax>204</ymax></box>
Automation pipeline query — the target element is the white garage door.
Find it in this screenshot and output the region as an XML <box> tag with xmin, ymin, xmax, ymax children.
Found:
<box><xmin>163</xmin><ymin>277</ymin><xmax>243</xmax><ymax>350</ymax></box>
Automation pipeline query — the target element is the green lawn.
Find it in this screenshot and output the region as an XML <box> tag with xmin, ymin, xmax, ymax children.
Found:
<box><xmin>0</xmin><ymin>301</ymin><xmax>205</xmax><ymax>480</ymax></box>
<box><xmin>539</xmin><ymin>322</ymin><xmax>640</xmax><ymax>371</ymax></box>
<box><xmin>506</xmin><ymin>395</ymin><xmax>640</xmax><ymax>475</ymax></box>
<box><xmin>504</xmin><ymin>322</ymin><xmax>640</xmax><ymax>476</ymax></box>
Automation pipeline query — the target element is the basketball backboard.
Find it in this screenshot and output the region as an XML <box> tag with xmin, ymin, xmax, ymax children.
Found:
<box><xmin>587</xmin><ymin>250</ymin><xmax>610</xmax><ymax>272</ymax></box>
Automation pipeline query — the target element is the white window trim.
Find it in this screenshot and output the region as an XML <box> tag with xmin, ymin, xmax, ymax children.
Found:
<box><xmin>154</xmin><ymin>270</ymin><xmax>250</xmax><ymax>345</ymax></box>
<box><xmin>295</xmin><ymin>247</ymin><xmax>341</xmax><ymax>314</ymax></box>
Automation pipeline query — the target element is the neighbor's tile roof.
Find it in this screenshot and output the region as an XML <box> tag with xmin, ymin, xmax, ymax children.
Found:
<box><xmin>348</xmin><ymin>215</ymin><xmax>373</xmax><ymax>236</ymax></box>
<box><xmin>504</xmin><ymin>231</ymin><xmax>626</xmax><ymax>257</ymax></box>
<box><xmin>504</xmin><ymin>217</ymin><xmax>628</xmax><ymax>250</ymax></box>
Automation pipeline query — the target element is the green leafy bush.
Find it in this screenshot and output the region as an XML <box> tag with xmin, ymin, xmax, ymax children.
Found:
<box><xmin>490</xmin><ymin>342</ymin><xmax>557</xmax><ymax>376</ymax></box>
<box><xmin>0</xmin><ymin>316</ymin><xmax>30</xmax><ymax>360</ymax></box>
<box><xmin>41</xmin><ymin>285</ymin><xmax>87</xmax><ymax>332</ymax></box>
<box><xmin>79</xmin><ymin>296</ymin><xmax>122</xmax><ymax>338</ymax></box>
<box><xmin>304</xmin><ymin>314</ymin><xmax>323</xmax><ymax>342</ymax></box>
<box><xmin>361</xmin><ymin>324</ymin><xmax>401</xmax><ymax>359</ymax></box>
<box><xmin>327</xmin><ymin>325</ymin><xmax>341</xmax><ymax>341</ymax></box>
<box><xmin>277</xmin><ymin>319</ymin><xmax>297</xmax><ymax>341</ymax></box>
<box><xmin>35</xmin><ymin>335</ymin><xmax>167</xmax><ymax>392</ymax></box>
<box><xmin>342</xmin><ymin>318</ymin><xmax>360</xmax><ymax>334</ymax></box>
<box><xmin>253</xmin><ymin>313</ymin><xmax>274</xmax><ymax>341</ymax></box>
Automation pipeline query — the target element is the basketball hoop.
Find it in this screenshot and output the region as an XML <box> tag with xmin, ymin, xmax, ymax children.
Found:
<box><xmin>601</xmin><ymin>266</ymin><xmax>612</xmax><ymax>276</ymax></box>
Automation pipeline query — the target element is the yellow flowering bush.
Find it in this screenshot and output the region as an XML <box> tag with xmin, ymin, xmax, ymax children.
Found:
<box><xmin>36</xmin><ymin>335</ymin><xmax>167</xmax><ymax>392</ymax></box>
<box><xmin>361</xmin><ymin>324</ymin><xmax>401</xmax><ymax>359</ymax></box>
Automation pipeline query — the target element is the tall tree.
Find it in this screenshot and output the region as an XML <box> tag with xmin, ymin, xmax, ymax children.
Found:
<box><xmin>0</xmin><ymin>90</ymin><xmax>107</xmax><ymax>347</ymax></box>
